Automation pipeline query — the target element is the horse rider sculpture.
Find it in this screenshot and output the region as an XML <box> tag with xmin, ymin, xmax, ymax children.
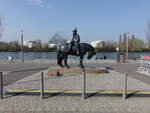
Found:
<box><xmin>57</xmin><ymin>28</ymin><xmax>96</xmax><ymax>68</ymax></box>
<box><xmin>70</xmin><ymin>28</ymin><xmax>80</xmax><ymax>55</ymax></box>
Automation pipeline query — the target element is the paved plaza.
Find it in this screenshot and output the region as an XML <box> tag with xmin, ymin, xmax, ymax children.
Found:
<box><xmin>1</xmin><ymin>60</ymin><xmax>150</xmax><ymax>113</ymax></box>
<box><xmin>1</xmin><ymin>68</ymin><xmax>150</xmax><ymax>112</ymax></box>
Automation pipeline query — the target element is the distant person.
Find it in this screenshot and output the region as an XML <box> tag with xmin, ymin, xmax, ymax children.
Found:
<box><xmin>70</xmin><ymin>28</ymin><xmax>80</xmax><ymax>55</ymax></box>
<box><xmin>104</xmin><ymin>55</ymin><xmax>106</xmax><ymax>60</ymax></box>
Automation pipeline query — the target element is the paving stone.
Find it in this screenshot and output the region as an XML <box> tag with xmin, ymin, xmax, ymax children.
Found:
<box><xmin>1</xmin><ymin>70</ymin><xmax>150</xmax><ymax>113</ymax></box>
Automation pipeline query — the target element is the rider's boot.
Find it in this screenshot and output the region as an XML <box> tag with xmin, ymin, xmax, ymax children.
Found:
<box><xmin>69</xmin><ymin>47</ymin><xmax>72</xmax><ymax>52</ymax></box>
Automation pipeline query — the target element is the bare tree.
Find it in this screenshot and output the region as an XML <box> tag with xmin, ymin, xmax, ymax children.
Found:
<box><xmin>0</xmin><ymin>17</ymin><xmax>3</xmax><ymax>38</ymax></box>
<box><xmin>49</xmin><ymin>32</ymin><xmax>68</xmax><ymax>45</ymax></box>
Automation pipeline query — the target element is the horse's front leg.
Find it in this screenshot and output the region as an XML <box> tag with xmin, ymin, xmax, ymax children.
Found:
<box><xmin>79</xmin><ymin>56</ymin><xmax>84</xmax><ymax>68</ymax></box>
<box><xmin>64</xmin><ymin>54</ymin><xmax>70</xmax><ymax>68</ymax></box>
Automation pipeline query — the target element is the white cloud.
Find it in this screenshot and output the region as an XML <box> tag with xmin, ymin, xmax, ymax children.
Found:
<box><xmin>28</xmin><ymin>0</ymin><xmax>43</xmax><ymax>5</ymax></box>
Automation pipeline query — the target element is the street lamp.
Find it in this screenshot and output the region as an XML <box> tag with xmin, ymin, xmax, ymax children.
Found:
<box><xmin>21</xmin><ymin>30</ymin><xmax>24</xmax><ymax>63</ymax></box>
<box><xmin>126</xmin><ymin>32</ymin><xmax>129</xmax><ymax>62</ymax></box>
<box><xmin>116</xmin><ymin>47</ymin><xmax>120</xmax><ymax>62</ymax></box>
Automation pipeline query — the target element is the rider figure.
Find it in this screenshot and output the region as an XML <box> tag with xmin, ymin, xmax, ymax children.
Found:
<box><xmin>70</xmin><ymin>28</ymin><xmax>80</xmax><ymax>55</ymax></box>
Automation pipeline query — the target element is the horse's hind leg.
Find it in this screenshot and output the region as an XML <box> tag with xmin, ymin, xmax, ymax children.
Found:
<box><xmin>59</xmin><ymin>59</ymin><xmax>64</xmax><ymax>67</ymax></box>
<box><xmin>64</xmin><ymin>54</ymin><xmax>70</xmax><ymax>68</ymax></box>
<box><xmin>57</xmin><ymin>51</ymin><xmax>64</xmax><ymax>67</ymax></box>
<box><xmin>58</xmin><ymin>58</ymin><xmax>64</xmax><ymax>68</ymax></box>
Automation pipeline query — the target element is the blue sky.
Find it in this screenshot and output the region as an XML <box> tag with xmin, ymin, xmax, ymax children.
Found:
<box><xmin>0</xmin><ymin>0</ymin><xmax>150</xmax><ymax>42</ymax></box>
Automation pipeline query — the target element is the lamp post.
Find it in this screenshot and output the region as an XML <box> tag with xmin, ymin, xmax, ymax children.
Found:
<box><xmin>21</xmin><ymin>30</ymin><xmax>24</xmax><ymax>63</ymax></box>
<box><xmin>126</xmin><ymin>32</ymin><xmax>129</xmax><ymax>62</ymax></box>
<box><xmin>116</xmin><ymin>47</ymin><xmax>119</xmax><ymax>62</ymax></box>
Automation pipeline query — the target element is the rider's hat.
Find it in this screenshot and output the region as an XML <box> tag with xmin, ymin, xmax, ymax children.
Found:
<box><xmin>73</xmin><ymin>28</ymin><xmax>77</xmax><ymax>33</ymax></box>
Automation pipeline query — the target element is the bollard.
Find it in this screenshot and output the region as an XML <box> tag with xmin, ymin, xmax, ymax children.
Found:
<box><xmin>40</xmin><ymin>72</ymin><xmax>44</xmax><ymax>99</ymax></box>
<box><xmin>123</xmin><ymin>72</ymin><xmax>127</xmax><ymax>100</ymax></box>
<box><xmin>82</xmin><ymin>69</ymin><xmax>86</xmax><ymax>99</ymax></box>
<box><xmin>0</xmin><ymin>72</ymin><xmax>3</xmax><ymax>99</ymax></box>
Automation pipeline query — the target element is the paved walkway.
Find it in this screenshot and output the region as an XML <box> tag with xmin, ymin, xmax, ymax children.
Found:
<box><xmin>1</xmin><ymin>60</ymin><xmax>149</xmax><ymax>86</ymax></box>
<box><xmin>0</xmin><ymin>60</ymin><xmax>137</xmax><ymax>85</ymax></box>
<box><xmin>1</xmin><ymin>60</ymin><xmax>150</xmax><ymax>112</ymax></box>
<box><xmin>1</xmin><ymin>70</ymin><xmax>150</xmax><ymax>113</ymax></box>
<box><xmin>0</xmin><ymin>63</ymin><xmax>50</xmax><ymax>85</ymax></box>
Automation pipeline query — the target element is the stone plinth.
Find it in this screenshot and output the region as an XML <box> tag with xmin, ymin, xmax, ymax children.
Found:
<box><xmin>46</xmin><ymin>67</ymin><xmax>108</xmax><ymax>76</ymax></box>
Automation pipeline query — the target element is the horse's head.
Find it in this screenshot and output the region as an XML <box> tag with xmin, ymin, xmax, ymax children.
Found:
<box><xmin>87</xmin><ymin>48</ymin><xmax>96</xmax><ymax>59</ymax></box>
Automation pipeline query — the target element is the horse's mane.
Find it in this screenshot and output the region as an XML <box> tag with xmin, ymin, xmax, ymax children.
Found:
<box><xmin>80</xmin><ymin>43</ymin><xmax>95</xmax><ymax>50</ymax></box>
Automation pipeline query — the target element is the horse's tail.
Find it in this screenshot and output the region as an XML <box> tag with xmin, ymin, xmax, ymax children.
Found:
<box><xmin>57</xmin><ymin>49</ymin><xmax>62</xmax><ymax>65</ymax></box>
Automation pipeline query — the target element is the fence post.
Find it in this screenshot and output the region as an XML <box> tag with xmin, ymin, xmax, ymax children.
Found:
<box><xmin>82</xmin><ymin>69</ymin><xmax>86</xmax><ymax>99</ymax></box>
<box><xmin>123</xmin><ymin>72</ymin><xmax>127</xmax><ymax>100</ymax></box>
<box><xmin>40</xmin><ymin>72</ymin><xmax>44</xmax><ymax>99</ymax></box>
<box><xmin>0</xmin><ymin>72</ymin><xmax>3</xmax><ymax>99</ymax></box>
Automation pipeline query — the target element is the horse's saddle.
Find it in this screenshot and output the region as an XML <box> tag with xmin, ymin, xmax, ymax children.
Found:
<box><xmin>68</xmin><ymin>42</ymin><xmax>79</xmax><ymax>53</ymax></box>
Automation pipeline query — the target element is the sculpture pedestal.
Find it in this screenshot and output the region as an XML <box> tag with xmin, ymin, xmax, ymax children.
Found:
<box><xmin>46</xmin><ymin>67</ymin><xmax>108</xmax><ymax>76</ymax></box>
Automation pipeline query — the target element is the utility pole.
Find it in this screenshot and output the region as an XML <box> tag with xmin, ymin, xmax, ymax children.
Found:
<box><xmin>21</xmin><ymin>30</ymin><xmax>24</xmax><ymax>63</ymax></box>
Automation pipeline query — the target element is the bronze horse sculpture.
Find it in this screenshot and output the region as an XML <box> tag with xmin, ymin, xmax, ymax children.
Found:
<box><xmin>57</xmin><ymin>42</ymin><xmax>96</xmax><ymax>68</ymax></box>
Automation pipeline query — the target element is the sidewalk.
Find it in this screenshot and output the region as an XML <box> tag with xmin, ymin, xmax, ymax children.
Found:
<box><xmin>1</xmin><ymin>70</ymin><xmax>150</xmax><ymax>113</ymax></box>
